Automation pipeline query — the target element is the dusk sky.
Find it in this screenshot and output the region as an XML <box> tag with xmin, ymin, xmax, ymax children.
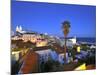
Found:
<box><xmin>11</xmin><ymin>1</ymin><xmax>96</xmax><ymax>37</ymax></box>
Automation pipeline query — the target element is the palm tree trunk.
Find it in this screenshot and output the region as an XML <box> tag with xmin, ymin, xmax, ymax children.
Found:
<box><xmin>64</xmin><ymin>36</ymin><xmax>67</xmax><ymax>65</ymax></box>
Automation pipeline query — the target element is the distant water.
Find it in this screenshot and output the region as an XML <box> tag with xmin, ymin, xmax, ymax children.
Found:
<box><xmin>60</xmin><ymin>37</ymin><xmax>96</xmax><ymax>43</ymax></box>
<box><xmin>77</xmin><ymin>37</ymin><xmax>96</xmax><ymax>43</ymax></box>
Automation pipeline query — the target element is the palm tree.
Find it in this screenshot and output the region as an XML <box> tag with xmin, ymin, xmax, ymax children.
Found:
<box><xmin>62</xmin><ymin>20</ymin><xmax>71</xmax><ymax>65</ymax></box>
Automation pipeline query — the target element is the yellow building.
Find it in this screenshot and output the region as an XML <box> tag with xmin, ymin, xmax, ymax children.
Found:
<box><xmin>12</xmin><ymin>26</ymin><xmax>48</xmax><ymax>47</ymax></box>
<box><xmin>22</xmin><ymin>33</ymin><xmax>37</xmax><ymax>43</ymax></box>
<box><xmin>36</xmin><ymin>41</ymin><xmax>47</xmax><ymax>47</ymax></box>
<box><xmin>77</xmin><ymin>46</ymin><xmax>81</xmax><ymax>52</ymax></box>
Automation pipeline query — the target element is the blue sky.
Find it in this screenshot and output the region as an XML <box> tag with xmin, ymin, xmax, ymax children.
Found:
<box><xmin>11</xmin><ymin>1</ymin><xmax>96</xmax><ymax>37</ymax></box>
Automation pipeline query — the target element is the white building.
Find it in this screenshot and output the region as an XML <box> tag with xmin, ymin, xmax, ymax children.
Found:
<box><xmin>35</xmin><ymin>49</ymin><xmax>59</xmax><ymax>63</ymax></box>
<box><xmin>12</xmin><ymin>51</ymin><xmax>21</xmax><ymax>61</ymax></box>
<box><xmin>16</xmin><ymin>25</ymin><xmax>26</xmax><ymax>33</ymax></box>
<box><xmin>60</xmin><ymin>36</ymin><xmax>77</xmax><ymax>48</ymax></box>
<box><xmin>58</xmin><ymin>53</ymin><xmax>72</xmax><ymax>64</ymax></box>
<box><xmin>35</xmin><ymin>49</ymin><xmax>51</xmax><ymax>62</ymax></box>
<box><xmin>68</xmin><ymin>36</ymin><xmax>76</xmax><ymax>44</ymax></box>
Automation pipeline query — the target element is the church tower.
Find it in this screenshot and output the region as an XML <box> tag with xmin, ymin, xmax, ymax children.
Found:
<box><xmin>16</xmin><ymin>25</ymin><xmax>19</xmax><ymax>32</ymax></box>
<box><xmin>19</xmin><ymin>25</ymin><xmax>22</xmax><ymax>31</ymax></box>
<box><xmin>16</xmin><ymin>25</ymin><xmax>22</xmax><ymax>33</ymax></box>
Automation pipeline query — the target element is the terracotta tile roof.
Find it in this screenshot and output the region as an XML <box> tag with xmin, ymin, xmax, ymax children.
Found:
<box><xmin>19</xmin><ymin>50</ymin><xmax>39</xmax><ymax>74</ymax></box>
